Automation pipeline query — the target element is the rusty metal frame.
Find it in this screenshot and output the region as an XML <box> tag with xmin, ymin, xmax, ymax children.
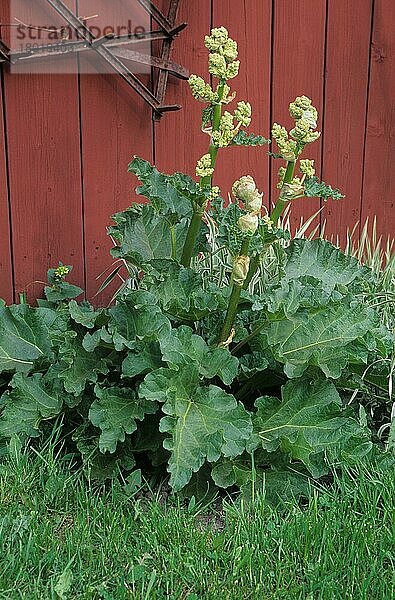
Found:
<box><xmin>0</xmin><ymin>0</ymin><xmax>188</xmax><ymax>118</ymax></box>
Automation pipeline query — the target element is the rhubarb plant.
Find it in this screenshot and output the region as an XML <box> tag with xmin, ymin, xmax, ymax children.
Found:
<box><xmin>0</xmin><ymin>28</ymin><xmax>393</xmax><ymax>500</ymax></box>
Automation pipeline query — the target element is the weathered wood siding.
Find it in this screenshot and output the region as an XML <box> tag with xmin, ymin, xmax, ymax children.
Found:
<box><xmin>0</xmin><ymin>0</ymin><xmax>394</xmax><ymax>303</ymax></box>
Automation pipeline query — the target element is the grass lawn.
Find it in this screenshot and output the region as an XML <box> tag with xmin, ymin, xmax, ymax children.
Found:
<box><xmin>0</xmin><ymin>446</ymin><xmax>394</xmax><ymax>600</ymax></box>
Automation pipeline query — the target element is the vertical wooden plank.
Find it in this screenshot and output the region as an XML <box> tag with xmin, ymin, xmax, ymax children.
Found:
<box><xmin>2</xmin><ymin>0</ymin><xmax>84</xmax><ymax>302</ymax></box>
<box><xmin>271</xmin><ymin>0</ymin><xmax>326</xmax><ymax>232</ymax></box>
<box><xmin>361</xmin><ymin>0</ymin><xmax>395</xmax><ymax>243</ymax></box>
<box><xmin>154</xmin><ymin>1</ymin><xmax>211</xmax><ymax>179</ymax></box>
<box><xmin>212</xmin><ymin>0</ymin><xmax>272</xmax><ymax>207</ymax></box>
<box><xmin>0</xmin><ymin>74</ymin><xmax>13</xmax><ymax>304</ymax></box>
<box><xmin>321</xmin><ymin>0</ymin><xmax>372</xmax><ymax>246</ymax></box>
<box><xmin>77</xmin><ymin>1</ymin><xmax>153</xmax><ymax>303</ymax></box>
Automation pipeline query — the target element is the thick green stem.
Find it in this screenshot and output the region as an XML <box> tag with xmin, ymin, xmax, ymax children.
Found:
<box><xmin>218</xmin><ymin>238</ymin><xmax>250</xmax><ymax>345</ymax></box>
<box><xmin>270</xmin><ymin>160</ymin><xmax>295</xmax><ymax>224</ymax></box>
<box><xmin>170</xmin><ymin>225</ymin><xmax>177</xmax><ymax>260</ymax></box>
<box><xmin>180</xmin><ymin>209</ymin><xmax>204</xmax><ymax>266</ymax></box>
<box><xmin>180</xmin><ymin>80</ymin><xmax>226</xmax><ymax>268</ymax></box>
<box><xmin>243</xmin><ymin>254</ymin><xmax>260</xmax><ymax>289</ymax></box>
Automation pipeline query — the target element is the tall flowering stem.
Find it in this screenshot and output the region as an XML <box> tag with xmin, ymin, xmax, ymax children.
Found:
<box><xmin>218</xmin><ymin>177</ymin><xmax>262</xmax><ymax>345</ymax></box>
<box><xmin>180</xmin><ymin>79</ymin><xmax>226</xmax><ymax>267</ymax></box>
<box><xmin>181</xmin><ymin>27</ymin><xmax>258</xmax><ymax>268</ymax></box>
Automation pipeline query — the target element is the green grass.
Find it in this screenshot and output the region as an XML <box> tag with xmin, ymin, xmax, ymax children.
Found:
<box><xmin>0</xmin><ymin>444</ymin><xmax>394</xmax><ymax>600</ymax></box>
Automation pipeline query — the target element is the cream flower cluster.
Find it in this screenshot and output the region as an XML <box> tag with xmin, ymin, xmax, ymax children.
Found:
<box><xmin>195</xmin><ymin>154</ymin><xmax>214</xmax><ymax>178</ymax></box>
<box><xmin>272</xmin><ymin>96</ymin><xmax>320</xmax><ymax>162</ymax></box>
<box><xmin>211</xmin><ymin>102</ymin><xmax>252</xmax><ymax>147</ymax></box>
<box><xmin>205</xmin><ymin>27</ymin><xmax>240</xmax><ymax>80</ymax></box>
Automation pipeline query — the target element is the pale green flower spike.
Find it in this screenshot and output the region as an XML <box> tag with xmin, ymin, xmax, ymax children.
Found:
<box><xmin>209</xmin><ymin>186</ymin><xmax>221</xmax><ymax>201</ymax></box>
<box><xmin>300</xmin><ymin>159</ymin><xmax>315</xmax><ymax>178</ymax></box>
<box><xmin>208</xmin><ymin>53</ymin><xmax>227</xmax><ymax>78</ymax></box>
<box><xmin>212</xmin><ymin>111</ymin><xmax>236</xmax><ymax>147</ymax></box>
<box><xmin>238</xmin><ymin>213</ymin><xmax>259</xmax><ymax>234</ymax></box>
<box><xmin>234</xmin><ymin>101</ymin><xmax>252</xmax><ymax>127</ymax></box>
<box><xmin>222</xmin><ymin>39</ymin><xmax>238</xmax><ymax>63</ymax></box>
<box><xmin>188</xmin><ymin>75</ymin><xmax>215</xmax><ymax>103</ymax></box>
<box><xmin>225</xmin><ymin>60</ymin><xmax>240</xmax><ymax>79</ymax></box>
<box><xmin>204</xmin><ymin>27</ymin><xmax>229</xmax><ymax>52</ymax></box>
<box><xmin>196</xmin><ymin>154</ymin><xmax>214</xmax><ymax>178</ymax></box>
<box><xmin>290</xmin><ymin>118</ymin><xmax>310</xmax><ymax>140</ymax></box>
<box><xmin>231</xmin><ymin>254</ymin><xmax>250</xmax><ymax>286</ymax></box>
<box><xmin>271</xmin><ymin>123</ymin><xmax>288</xmax><ymax>143</ymax></box>
<box><xmin>289</xmin><ymin>96</ymin><xmax>318</xmax><ymax>123</ymax></box>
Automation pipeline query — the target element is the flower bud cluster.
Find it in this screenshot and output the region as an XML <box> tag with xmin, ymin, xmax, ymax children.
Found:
<box><xmin>211</xmin><ymin>101</ymin><xmax>252</xmax><ymax>147</ymax></box>
<box><xmin>196</xmin><ymin>154</ymin><xmax>214</xmax><ymax>178</ymax></box>
<box><xmin>271</xmin><ymin>123</ymin><xmax>298</xmax><ymax>161</ymax></box>
<box><xmin>289</xmin><ymin>96</ymin><xmax>320</xmax><ymax>144</ymax></box>
<box><xmin>211</xmin><ymin>111</ymin><xmax>234</xmax><ymax>147</ymax></box>
<box><xmin>299</xmin><ymin>159</ymin><xmax>315</xmax><ymax>178</ymax></box>
<box><xmin>233</xmin><ymin>175</ymin><xmax>263</xmax><ymax>235</ymax></box>
<box><xmin>209</xmin><ymin>185</ymin><xmax>220</xmax><ymax>201</ymax></box>
<box><xmin>188</xmin><ymin>74</ymin><xmax>215</xmax><ymax>103</ymax></box>
<box><xmin>272</xmin><ymin>96</ymin><xmax>320</xmax><ymax>161</ymax></box>
<box><xmin>54</xmin><ymin>265</ymin><xmax>70</xmax><ymax>282</ymax></box>
<box><xmin>289</xmin><ymin>96</ymin><xmax>318</xmax><ymax>128</ymax></box>
<box><xmin>234</xmin><ymin>101</ymin><xmax>252</xmax><ymax>127</ymax></box>
<box><xmin>205</xmin><ymin>27</ymin><xmax>240</xmax><ymax>80</ymax></box>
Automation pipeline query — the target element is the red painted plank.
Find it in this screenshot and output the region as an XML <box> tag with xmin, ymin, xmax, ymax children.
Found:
<box><xmin>77</xmin><ymin>1</ymin><xmax>153</xmax><ymax>303</ymax></box>
<box><xmin>0</xmin><ymin>75</ymin><xmax>13</xmax><ymax>305</ymax></box>
<box><xmin>212</xmin><ymin>0</ymin><xmax>272</xmax><ymax>209</ymax></box>
<box><xmin>154</xmin><ymin>0</ymin><xmax>211</xmax><ymax>179</ymax></box>
<box><xmin>2</xmin><ymin>0</ymin><xmax>84</xmax><ymax>302</ymax></box>
<box><xmin>361</xmin><ymin>0</ymin><xmax>395</xmax><ymax>244</ymax></box>
<box><xmin>321</xmin><ymin>0</ymin><xmax>372</xmax><ymax>247</ymax></box>
<box><xmin>270</xmin><ymin>0</ymin><xmax>326</xmax><ymax>234</ymax></box>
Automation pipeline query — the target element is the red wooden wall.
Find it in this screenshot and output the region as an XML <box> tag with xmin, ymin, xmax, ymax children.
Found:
<box><xmin>0</xmin><ymin>0</ymin><xmax>394</xmax><ymax>305</ymax></box>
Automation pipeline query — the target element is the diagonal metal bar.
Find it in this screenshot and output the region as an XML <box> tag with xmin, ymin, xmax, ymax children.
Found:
<box><xmin>111</xmin><ymin>47</ymin><xmax>188</xmax><ymax>79</ymax></box>
<box><xmin>1</xmin><ymin>1</ymin><xmax>187</xmax><ymax>117</ymax></box>
<box><xmin>0</xmin><ymin>39</ymin><xmax>10</xmax><ymax>62</ymax></box>
<box><xmin>0</xmin><ymin>32</ymin><xmax>174</xmax><ymax>64</ymax></box>
<box><xmin>136</xmin><ymin>0</ymin><xmax>172</xmax><ymax>34</ymax></box>
<box><xmin>154</xmin><ymin>0</ymin><xmax>180</xmax><ymax>118</ymax></box>
<box><xmin>45</xmin><ymin>0</ymin><xmax>179</xmax><ymax>115</ymax></box>
<box><xmin>136</xmin><ymin>0</ymin><xmax>187</xmax><ymax>37</ymax></box>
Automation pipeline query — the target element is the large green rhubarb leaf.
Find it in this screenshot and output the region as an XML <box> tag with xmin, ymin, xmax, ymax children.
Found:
<box><xmin>283</xmin><ymin>238</ymin><xmax>373</xmax><ymax>291</ymax></box>
<box><xmin>122</xmin><ymin>342</ymin><xmax>163</xmax><ymax>379</ymax></box>
<box><xmin>144</xmin><ymin>260</ymin><xmax>225</xmax><ymax>321</ymax></box>
<box><xmin>0</xmin><ymin>373</ymin><xmax>63</xmax><ymax>437</ymax></box>
<box><xmin>159</xmin><ymin>325</ymin><xmax>238</xmax><ymax>385</ymax></box>
<box><xmin>264</xmin><ymin>300</ymin><xmax>377</xmax><ymax>378</ymax></box>
<box><xmin>211</xmin><ymin>458</ymin><xmax>311</xmax><ymax>505</ymax></box>
<box><xmin>108</xmin><ymin>291</ymin><xmax>171</xmax><ymax>351</ymax></box>
<box><xmin>139</xmin><ymin>366</ymin><xmax>252</xmax><ymax>490</ymax></box>
<box><xmin>128</xmin><ymin>157</ymin><xmax>195</xmax><ymax>218</ymax></box>
<box><xmin>72</xmin><ymin>423</ymin><xmax>136</xmax><ymax>482</ymax></box>
<box><xmin>89</xmin><ymin>384</ymin><xmax>157</xmax><ymax>453</ymax></box>
<box><xmin>0</xmin><ymin>305</ymin><xmax>57</xmax><ymax>373</ymax></box>
<box><xmin>251</xmin><ymin>378</ymin><xmax>371</xmax><ymax>477</ymax></box>
<box><xmin>58</xmin><ymin>334</ymin><xmax>109</xmax><ymax>395</ymax></box>
<box><xmin>110</xmin><ymin>204</ymin><xmax>188</xmax><ymax>268</ymax></box>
